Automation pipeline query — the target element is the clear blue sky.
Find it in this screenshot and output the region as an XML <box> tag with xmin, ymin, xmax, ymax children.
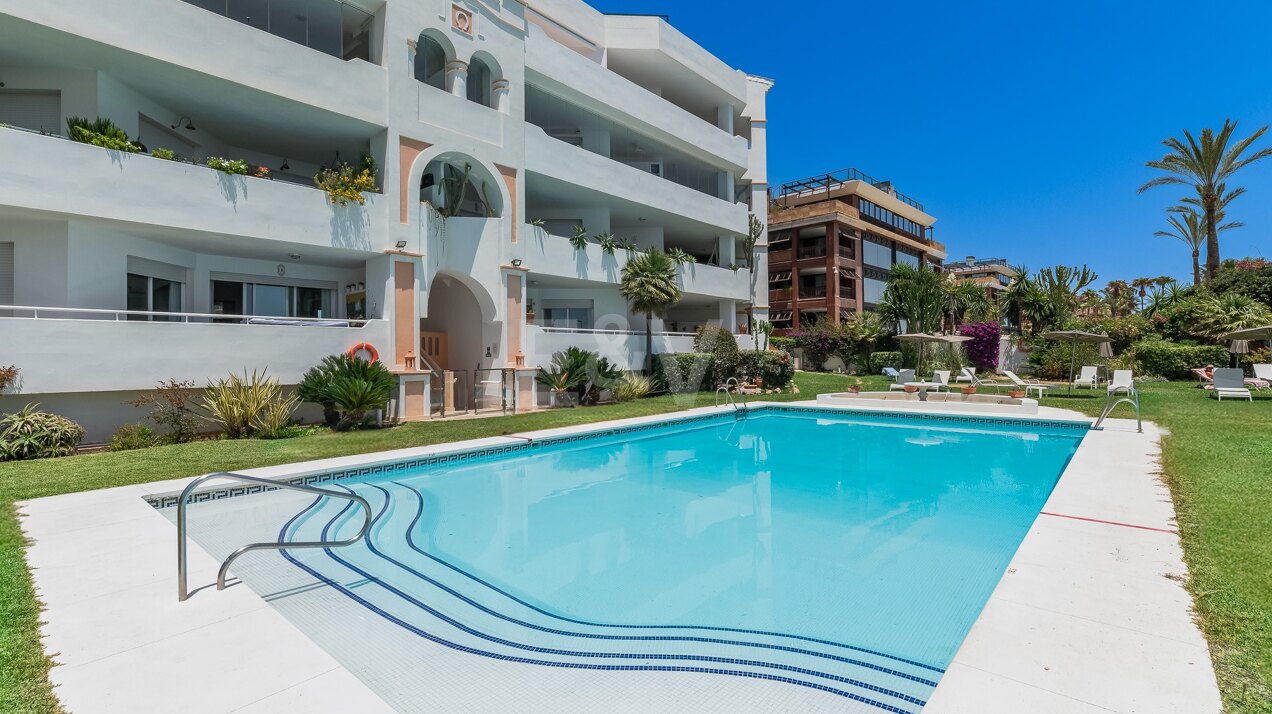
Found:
<box><xmin>589</xmin><ymin>1</ymin><xmax>1272</xmax><ymax>285</ymax></box>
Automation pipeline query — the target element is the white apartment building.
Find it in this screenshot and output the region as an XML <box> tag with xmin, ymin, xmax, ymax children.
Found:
<box><xmin>0</xmin><ymin>0</ymin><xmax>772</xmax><ymax>439</ymax></box>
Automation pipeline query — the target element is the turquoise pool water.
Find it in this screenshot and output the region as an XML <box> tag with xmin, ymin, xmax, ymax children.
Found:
<box><xmin>179</xmin><ymin>408</ymin><xmax>1086</xmax><ymax>712</ymax></box>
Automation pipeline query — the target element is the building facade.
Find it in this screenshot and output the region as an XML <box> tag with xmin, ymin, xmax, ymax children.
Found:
<box><xmin>765</xmin><ymin>169</ymin><xmax>944</xmax><ymax>332</ymax></box>
<box><xmin>0</xmin><ymin>0</ymin><xmax>771</xmax><ymax>440</ymax></box>
<box><xmin>945</xmin><ymin>256</ymin><xmax>1017</xmax><ymax>304</ymax></box>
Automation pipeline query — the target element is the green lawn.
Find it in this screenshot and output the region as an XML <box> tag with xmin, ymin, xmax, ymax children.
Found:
<box><xmin>1</xmin><ymin>374</ymin><xmax>1268</xmax><ymax>712</ymax></box>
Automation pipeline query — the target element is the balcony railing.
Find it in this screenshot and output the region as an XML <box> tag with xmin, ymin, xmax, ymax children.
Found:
<box><xmin>797</xmin><ymin>245</ymin><xmax>826</xmax><ymax>260</ymax></box>
<box><xmin>0</xmin><ymin>305</ymin><xmax>369</xmax><ymax>327</ymax></box>
<box><xmin>769</xmin><ymin>248</ymin><xmax>793</xmax><ymax>264</ymax></box>
<box><xmin>181</xmin><ymin>0</ymin><xmax>373</xmax><ymax>62</ymax></box>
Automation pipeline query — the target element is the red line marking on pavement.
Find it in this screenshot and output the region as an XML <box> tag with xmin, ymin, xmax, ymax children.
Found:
<box><xmin>1039</xmin><ymin>511</ymin><xmax>1178</xmax><ymax>534</ymax></box>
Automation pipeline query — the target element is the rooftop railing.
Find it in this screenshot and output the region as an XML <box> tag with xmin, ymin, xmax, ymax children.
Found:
<box><xmin>773</xmin><ymin>168</ymin><xmax>924</xmax><ymax>211</ymax></box>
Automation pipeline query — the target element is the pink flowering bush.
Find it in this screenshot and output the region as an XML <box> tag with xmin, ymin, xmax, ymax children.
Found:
<box><xmin>958</xmin><ymin>321</ymin><xmax>1001</xmax><ymax>371</ymax></box>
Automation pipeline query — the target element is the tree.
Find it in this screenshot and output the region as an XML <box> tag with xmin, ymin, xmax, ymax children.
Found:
<box><xmin>1102</xmin><ymin>280</ymin><xmax>1135</xmax><ymax>317</ymax></box>
<box><xmin>1157</xmin><ymin>199</ymin><xmax>1243</xmax><ymax>287</ymax></box>
<box><xmin>877</xmin><ymin>263</ymin><xmax>945</xmax><ymax>334</ymax></box>
<box><xmin>941</xmin><ymin>274</ymin><xmax>991</xmax><ymax>330</ymax></box>
<box><xmin>838</xmin><ymin>311</ymin><xmax>888</xmax><ymax>372</ymax></box>
<box><xmin>619</xmin><ymin>249</ymin><xmax>682</xmax><ymax>374</ymax></box>
<box><xmin>1139</xmin><ymin>120</ymin><xmax>1272</xmax><ymax>283</ymax></box>
<box><xmin>1210</xmin><ymin>258</ymin><xmax>1272</xmax><ymax>308</ymax></box>
<box><xmin>1034</xmin><ymin>265</ymin><xmax>1099</xmax><ymax>324</ymax></box>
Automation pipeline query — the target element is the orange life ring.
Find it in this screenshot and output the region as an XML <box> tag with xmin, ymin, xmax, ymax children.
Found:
<box><xmin>348</xmin><ymin>343</ymin><xmax>380</xmax><ymax>362</ymax></box>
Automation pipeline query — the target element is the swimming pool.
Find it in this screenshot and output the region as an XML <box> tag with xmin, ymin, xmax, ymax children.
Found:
<box><xmin>169</xmin><ymin>407</ymin><xmax>1086</xmax><ymax>712</ymax></box>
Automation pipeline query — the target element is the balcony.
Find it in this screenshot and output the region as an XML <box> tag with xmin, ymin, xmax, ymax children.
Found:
<box><xmin>0</xmin><ymin>128</ymin><xmax>386</xmax><ymax>252</ymax></box>
<box><xmin>1</xmin><ymin>308</ymin><xmax>389</xmax><ymax>394</ymax></box>
<box><xmin>525</xmin><ymin>128</ymin><xmax>748</xmax><ymax>236</ymax></box>
<box><xmin>524</xmin><ymin>30</ymin><xmax>747</xmax><ymax>172</ymax></box>
<box><xmin>180</xmin><ymin>0</ymin><xmax>372</xmax><ymax>62</ymax></box>
<box><xmin>797</xmin><ymin>243</ymin><xmax>827</xmax><ymax>261</ymax></box>
<box><xmin>768</xmin><ymin>248</ymin><xmax>793</xmax><ymax>264</ymax></box>
<box><xmin>517</xmin><ymin>226</ymin><xmax>751</xmax><ymax>301</ymax></box>
<box><xmin>5</xmin><ymin>0</ymin><xmax>387</xmax><ymax>127</ymax></box>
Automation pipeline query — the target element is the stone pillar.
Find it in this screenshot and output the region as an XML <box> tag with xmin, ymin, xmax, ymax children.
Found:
<box><xmin>446</xmin><ymin>59</ymin><xmax>469</xmax><ymax>97</ymax></box>
<box><xmin>492</xmin><ymin>79</ymin><xmax>511</xmax><ymax>114</ymax></box>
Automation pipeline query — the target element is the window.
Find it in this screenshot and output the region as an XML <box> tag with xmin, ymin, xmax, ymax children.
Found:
<box><xmin>542</xmin><ymin>306</ymin><xmax>593</xmax><ymax>329</ymax></box>
<box><xmin>0</xmin><ymin>242</ymin><xmax>13</xmax><ymax>307</ymax></box>
<box><xmin>415</xmin><ymin>35</ymin><xmax>448</xmax><ymax>90</ymax></box>
<box><xmin>858</xmin><ymin>198</ymin><xmax>927</xmax><ymax>239</ymax></box>
<box><xmin>127</xmin><ymin>273</ymin><xmax>184</xmax><ymax>321</ymax></box>
<box><xmin>211</xmin><ymin>278</ymin><xmax>336</xmax><ymax>320</ymax></box>
<box><xmin>0</xmin><ymin>90</ymin><xmax>61</xmax><ymax>133</ymax></box>
<box><xmin>895</xmin><ymin>248</ymin><xmax>920</xmax><ymax>268</ymax></box>
<box><xmin>468</xmin><ymin>57</ymin><xmax>494</xmax><ymax>107</ymax></box>
<box><xmin>863</xmin><ymin>277</ymin><xmax>887</xmax><ymax>305</ymax></box>
<box><xmin>863</xmin><ymin>236</ymin><xmax>892</xmax><ymax>269</ymax></box>
<box><xmin>799</xmin><ymin>273</ymin><xmax>827</xmax><ymax>298</ymax></box>
<box><xmin>183</xmin><ymin>0</ymin><xmax>372</xmax><ymax>61</ymax></box>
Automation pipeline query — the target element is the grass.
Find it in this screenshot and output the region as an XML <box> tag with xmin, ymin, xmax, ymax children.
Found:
<box><xmin>1</xmin><ymin>373</ymin><xmax>1269</xmax><ymax>712</ymax></box>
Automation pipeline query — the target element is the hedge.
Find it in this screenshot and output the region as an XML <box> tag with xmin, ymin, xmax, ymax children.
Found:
<box><xmin>1133</xmin><ymin>341</ymin><xmax>1229</xmax><ymax>379</ymax></box>
<box><xmin>653</xmin><ymin>353</ymin><xmax>715</xmax><ymax>393</ymax></box>
<box><xmin>871</xmin><ymin>351</ymin><xmax>903</xmax><ymax>372</ymax></box>
<box><xmin>738</xmin><ymin>350</ymin><xmax>795</xmax><ymax>388</ymax></box>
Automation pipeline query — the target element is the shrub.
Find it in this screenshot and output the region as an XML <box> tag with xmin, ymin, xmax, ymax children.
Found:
<box><xmin>151</xmin><ymin>148</ymin><xmax>176</xmax><ymax>160</ymax></box>
<box><xmin>314</xmin><ymin>154</ymin><xmax>379</xmax><ymax>206</ymax></box>
<box><xmin>328</xmin><ymin>376</ymin><xmax>388</xmax><ymax>431</ymax></box>
<box><xmin>613</xmin><ymin>374</ymin><xmax>656</xmax><ymax>402</ymax></box>
<box><xmin>1239</xmin><ymin>346</ymin><xmax>1272</xmax><ymax>375</ymax></box>
<box><xmin>770</xmin><ymin>336</ymin><xmax>796</xmax><ymax>351</ymax></box>
<box><xmin>66</xmin><ymin>116</ymin><xmax>139</xmax><ymax>152</ymax></box>
<box><xmin>790</xmin><ymin>320</ymin><xmax>843</xmax><ymax>371</ymax></box>
<box><xmin>200</xmin><ymin>370</ymin><xmax>297</xmax><ymax>438</ymax></box>
<box><xmin>300</xmin><ymin>354</ymin><xmax>395</xmax><ymax>426</ymax></box>
<box><xmin>653</xmin><ymin>353</ymin><xmax>715</xmax><ymax>393</ymax></box>
<box><xmin>205</xmin><ymin>156</ymin><xmax>251</xmax><ymax>175</ymax></box>
<box><xmin>0</xmin><ymin>365</ymin><xmax>18</xmax><ymax>391</ymax></box>
<box><xmin>871</xmin><ymin>351</ymin><xmax>903</xmax><ymax>372</ymax></box>
<box><xmin>126</xmin><ymin>379</ymin><xmax>200</xmax><ymax>444</ymax></box>
<box><xmin>958</xmin><ymin>321</ymin><xmax>1001</xmax><ymax>371</ymax></box>
<box><xmin>738</xmin><ymin>350</ymin><xmax>795</xmax><ymax>388</ymax></box>
<box><xmin>694</xmin><ymin>325</ymin><xmax>740</xmax><ymax>386</ymax></box>
<box><xmin>0</xmin><ymin>404</ymin><xmax>84</xmax><ymax>461</ymax></box>
<box><xmin>535</xmin><ymin>347</ymin><xmax>620</xmax><ymax>406</ymax></box>
<box><xmin>110</xmin><ymin>424</ymin><xmax>157</xmax><ymax>452</ymax></box>
<box><xmin>1133</xmin><ymin>341</ymin><xmax>1230</xmax><ymax>379</ymax></box>
<box><xmin>1028</xmin><ymin>339</ymin><xmax>1102</xmax><ymax>380</ymax></box>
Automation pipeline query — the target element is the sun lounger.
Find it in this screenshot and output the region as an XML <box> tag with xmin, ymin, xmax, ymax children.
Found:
<box><xmin>888</xmin><ymin>369</ymin><xmax>916</xmax><ymax>392</ymax></box>
<box><xmin>1212</xmin><ymin>368</ymin><xmax>1253</xmax><ymax>401</ymax></box>
<box><xmin>1073</xmin><ymin>365</ymin><xmax>1099</xmax><ymax>389</ymax></box>
<box><xmin>955</xmin><ymin>367</ymin><xmax>976</xmax><ymax>384</ymax></box>
<box><xmin>931</xmin><ymin>370</ymin><xmax>952</xmax><ymax>392</ymax></box>
<box><xmin>1003</xmin><ymin>370</ymin><xmax>1048</xmax><ymax>398</ymax></box>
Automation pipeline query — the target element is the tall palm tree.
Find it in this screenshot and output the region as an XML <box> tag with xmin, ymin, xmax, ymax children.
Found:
<box><xmin>619</xmin><ymin>249</ymin><xmax>682</xmax><ymax>374</ymax></box>
<box><xmin>1102</xmin><ymin>279</ymin><xmax>1134</xmax><ymax>317</ymax></box>
<box><xmin>941</xmin><ymin>274</ymin><xmax>991</xmax><ymax>330</ymax></box>
<box><xmin>1157</xmin><ymin>193</ymin><xmax>1244</xmax><ymax>286</ymax></box>
<box><xmin>877</xmin><ymin>263</ymin><xmax>945</xmax><ymax>334</ymax></box>
<box><xmin>1139</xmin><ymin>120</ymin><xmax>1272</xmax><ymax>283</ymax></box>
<box><xmin>1131</xmin><ymin>277</ymin><xmax>1153</xmax><ymax>311</ymax></box>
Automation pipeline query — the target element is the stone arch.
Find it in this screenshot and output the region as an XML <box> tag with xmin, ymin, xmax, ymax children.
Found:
<box><xmin>466</xmin><ymin>50</ymin><xmax>504</xmax><ymax>109</ymax></box>
<box><xmin>403</xmin><ymin>145</ymin><xmax>511</xmax><ymax>229</ymax></box>
<box><xmin>414</xmin><ymin>30</ymin><xmax>453</xmax><ymax>90</ymax></box>
<box><xmin>421</xmin><ymin>153</ymin><xmax>504</xmax><ymax>218</ymax></box>
<box><xmin>422</xmin><ymin>269</ymin><xmax>499</xmax><ymax>373</ymax></box>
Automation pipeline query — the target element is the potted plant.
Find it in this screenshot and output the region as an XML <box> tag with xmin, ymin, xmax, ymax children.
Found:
<box><xmin>960</xmin><ymin>385</ymin><xmax>977</xmax><ymax>395</ymax></box>
<box><xmin>848</xmin><ymin>377</ymin><xmax>863</xmax><ymax>394</ymax></box>
<box><xmin>903</xmin><ymin>384</ymin><xmax>919</xmax><ymax>394</ymax></box>
<box><xmin>1007</xmin><ymin>388</ymin><xmax>1026</xmax><ymax>399</ymax></box>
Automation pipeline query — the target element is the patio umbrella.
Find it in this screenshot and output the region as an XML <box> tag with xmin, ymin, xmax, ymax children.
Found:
<box><xmin>1222</xmin><ymin>325</ymin><xmax>1272</xmax><ymax>342</ymax></box>
<box><xmin>1229</xmin><ymin>339</ymin><xmax>1250</xmax><ymax>368</ymax></box>
<box><xmin>895</xmin><ymin>333</ymin><xmax>947</xmax><ymax>376</ymax></box>
<box><xmin>1042</xmin><ymin>330</ymin><xmax>1112</xmax><ymax>393</ymax></box>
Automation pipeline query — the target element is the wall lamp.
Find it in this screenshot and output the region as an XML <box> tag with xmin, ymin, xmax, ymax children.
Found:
<box><xmin>171</xmin><ymin>116</ymin><xmax>196</xmax><ymax>131</ymax></box>
<box><xmin>511</xmin><ymin>259</ymin><xmax>523</xmax><ymax>267</ymax></box>
<box><xmin>395</xmin><ymin>240</ymin><xmax>409</xmax><ymax>250</ymax></box>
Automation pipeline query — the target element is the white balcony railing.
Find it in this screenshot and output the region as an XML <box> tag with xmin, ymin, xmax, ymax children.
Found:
<box><xmin>0</xmin><ymin>305</ymin><xmax>369</xmax><ymax>326</ymax></box>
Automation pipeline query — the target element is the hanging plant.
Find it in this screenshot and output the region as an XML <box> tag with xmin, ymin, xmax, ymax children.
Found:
<box><xmin>666</xmin><ymin>248</ymin><xmax>696</xmax><ymax>265</ymax></box>
<box><xmin>314</xmin><ymin>156</ymin><xmax>379</xmax><ymax>206</ymax></box>
<box><xmin>615</xmin><ymin>237</ymin><xmax>639</xmax><ymax>255</ymax></box>
<box><xmin>595</xmin><ymin>233</ymin><xmax>618</xmax><ymax>255</ymax></box>
<box><xmin>569</xmin><ymin>225</ymin><xmax>589</xmax><ymax>251</ymax></box>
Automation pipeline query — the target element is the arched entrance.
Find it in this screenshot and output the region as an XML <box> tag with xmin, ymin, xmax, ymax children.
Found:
<box><xmin>421</xmin><ymin>271</ymin><xmax>496</xmax><ymax>374</ymax></box>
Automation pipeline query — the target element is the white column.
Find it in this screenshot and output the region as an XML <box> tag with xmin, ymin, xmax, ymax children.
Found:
<box><xmin>446</xmin><ymin>59</ymin><xmax>469</xmax><ymax>97</ymax></box>
<box><xmin>719</xmin><ymin>170</ymin><xmax>736</xmax><ymax>203</ymax></box>
<box><xmin>492</xmin><ymin>79</ymin><xmax>511</xmax><ymax>114</ymax></box>
<box><xmin>718</xmin><ymin>235</ymin><xmax>736</xmax><ymax>268</ymax></box>
<box><xmin>718</xmin><ymin>299</ymin><xmax>737</xmax><ymax>332</ymax></box>
<box><xmin>717</xmin><ymin>104</ymin><xmax>735</xmax><ymax>134</ymax></box>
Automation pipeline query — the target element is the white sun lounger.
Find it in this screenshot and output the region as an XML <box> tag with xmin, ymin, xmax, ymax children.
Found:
<box><xmin>1253</xmin><ymin>364</ymin><xmax>1272</xmax><ymax>388</ymax></box>
<box><xmin>955</xmin><ymin>367</ymin><xmax>976</xmax><ymax>384</ymax></box>
<box><xmin>1073</xmin><ymin>365</ymin><xmax>1099</xmax><ymax>389</ymax></box>
<box><xmin>1212</xmin><ymin>368</ymin><xmax>1253</xmax><ymax>401</ymax></box>
<box><xmin>1003</xmin><ymin>370</ymin><xmax>1048</xmax><ymax>398</ymax></box>
<box><xmin>888</xmin><ymin>369</ymin><xmax>916</xmax><ymax>391</ymax></box>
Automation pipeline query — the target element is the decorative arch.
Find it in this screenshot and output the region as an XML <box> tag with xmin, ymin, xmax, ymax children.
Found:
<box><xmin>401</xmin><ymin>143</ymin><xmax>511</xmax><ymax>229</ymax></box>
<box><xmin>466</xmin><ymin>50</ymin><xmax>504</xmax><ymax>109</ymax></box>
<box><xmin>428</xmin><ymin>269</ymin><xmax>498</xmax><ymax>324</ymax></box>
<box><xmin>421</xmin><ymin>153</ymin><xmax>505</xmax><ymax>219</ymax></box>
<box><xmin>414</xmin><ymin>30</ymin><xmax>454</xmax><ymax>90</ymax></box>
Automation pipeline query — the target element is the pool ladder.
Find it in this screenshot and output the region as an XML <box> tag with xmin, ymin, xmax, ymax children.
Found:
<box><xmin>1092</xmin><ymin>386</ymin><xmax>1142</xmax><ymax>433</ymax></box>
<box><xmin>715</xmin><ymin>378</ymin><xmax>749</xmax><ymax>417</ymax></box>
<box><xmin>176</xmin><ymin>472</ymin><xmax>373</xmax><ymax>602</ymax></box>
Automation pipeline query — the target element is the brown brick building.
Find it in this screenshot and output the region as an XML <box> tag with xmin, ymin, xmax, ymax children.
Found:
<box><xmin>765</xmin><ymin>169</ymin><xmax>945</xmax><ymax>332</ymax></box>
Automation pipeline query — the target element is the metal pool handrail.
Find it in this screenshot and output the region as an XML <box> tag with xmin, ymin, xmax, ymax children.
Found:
<box><xmin>176</xmin><ymin>472</ymin><xmax>373</xmax><ymax>602</ymax></box>
<box><xmin>715</xmin><ymin>378</ymin><xmax>749</xmax><ymax>415</ymax></box>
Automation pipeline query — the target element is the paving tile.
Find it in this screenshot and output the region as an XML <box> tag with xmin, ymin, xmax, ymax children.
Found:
<box><xmin>924</xmin><ymin>663</ymin><xmax>1116</xmax><ymax>713</ymax></box>
<box><xmin>230</xmin><ymin>668</ymin><xmax>396</xmax><ymax>714</ymax></box>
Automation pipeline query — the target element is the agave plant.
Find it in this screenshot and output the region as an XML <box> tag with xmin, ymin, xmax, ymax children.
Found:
<box><xmin>569</xmin><ymin>225</ymin><xmax>589</xmax><ymax>251</ymax></box>
<box><xmin>613</xmin><ymin>374</ymin><xmax>655</xmax><ymax>403</ymax></box>
<box><xmin>615</xmin><ymin>237</ymin><xmax>639</xmax><ymax>254</ymax></box>
<box><xmin>0</xmin><ymin>404</ymin><xmax>85</xmax><ymax>461</ymax></box>
<box><xmin>666</xmin><ymin>248</ymin><xmax>695</xmax><ymax>265</ymax></box>
<box><xmin>595</xmin><ymin>233</ymin><xmax>618</xmax><ymax>255</ymax></box>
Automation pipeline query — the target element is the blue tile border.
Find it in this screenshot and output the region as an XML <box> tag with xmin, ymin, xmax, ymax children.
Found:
<box><xmin>149</xmin><ymin>405</ymin><xmax>1088</xmax><ymax>509</ymax></box>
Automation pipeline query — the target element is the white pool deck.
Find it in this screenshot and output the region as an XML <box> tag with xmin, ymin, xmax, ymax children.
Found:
<box><xmin>18</xmin><ymin>402</ymin><xmax>1221</xmax><ymax>713</ymax></box>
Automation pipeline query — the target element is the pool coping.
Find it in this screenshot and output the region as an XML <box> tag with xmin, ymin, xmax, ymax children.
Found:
<box><xmin>17</xmin><ymin>402</ymin><xmax>1221</xmax><ymax>713</ymax></box>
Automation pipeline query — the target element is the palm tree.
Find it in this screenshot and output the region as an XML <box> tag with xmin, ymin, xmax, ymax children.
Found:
<box><xmin>1102</xmin><ymin>279</ymin><xmax>1134</xmax><ymax>317</ymax></box>
<box><xmin>1157</xmin><ymin>199</ymin><xmax>1243</xmax><ymax>286</ymax></box>
<box><xmin>941</xmin><ymin>274</ymin><xmax>992</xmax><ymax>330</ymax></box>
<box><xmin>619</xmin><ymin>249</ymin><xmax>682</xmax><ymax>374</ymax></box>
<box><xmin>877</xmin><ymin>263</ymin><xmax>945</xmax><ymax>334</ymax></box>
<box><xmin>1139</xmin><ymin>120</ymin><xmax>1272</xmax><ymax>283</ymax></box>
<box><xmin>1131</xmin><ymin>277</ymin><xmax>1153</xmax><ymax>312</ymax></box>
